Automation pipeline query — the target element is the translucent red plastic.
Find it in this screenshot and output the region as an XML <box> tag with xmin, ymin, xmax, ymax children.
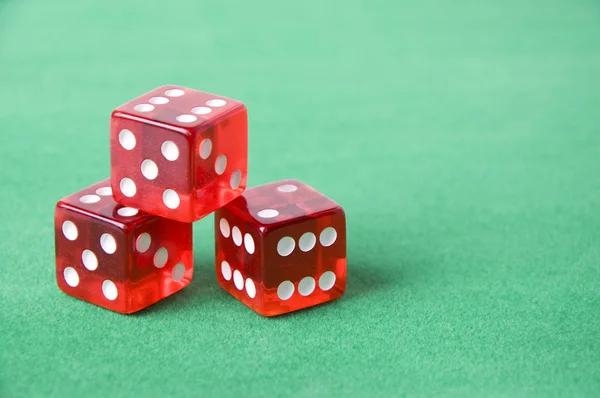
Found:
<box><xmin>214</xmin><ymin>180</ymin><xmax>346</xmax><ymax>316</ymax></box>
<box><xmin>54</xmin><ymin>179</ymin><xmax>193</xmax><ymax>314</ymax></box>
<box><xmin>110</xmin><ymin>85</ymin><xmax>248</xmax><ymax>222</ymax></box>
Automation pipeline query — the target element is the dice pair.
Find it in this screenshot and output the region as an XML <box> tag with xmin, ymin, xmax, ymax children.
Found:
<box><xmin>54</xmin><ymin>85</ymin><xmax>347</xmax><ymax>316</ymax></box>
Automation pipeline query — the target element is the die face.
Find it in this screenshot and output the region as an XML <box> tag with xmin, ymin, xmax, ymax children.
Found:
<box><xmin>192</xmin><ymin>106</ymin><xmax>248</xmax><ymax>220</ymax></box>
<box><xmin>215</xmin><ymin>207</ymin><xmax>264</xmax><ymax>310</ymax></box>
<box><xmin>262</xmin><ymin>209</ymin><xmax>346</xmax><ymax>287</ymax></box>
<box><xmin>129</xmin><ymin>218</ymin><xmax>193</xmax><ymax>286</ymax></box>
<box><xmin>260</xmin><ymin>208</ymin><xmax>346</xmax><ymax>316</ymax></box>
<box><xmin>58</xmin><ymin>180</ymin><xmax>151</xmax><ymax>229</ymax></box>
<box><xmin>215</xmin><ymin>180</ymin><xmax>347</xmax><ymax>316</ymax></box>
<box><xmin>110</xmin><ymin>85</ymin><xmax>248</xmax><ymax>222</ymax></box>
<box><xmin>55</xmin><ymin>180</ymin><xmax>193</xmax><ymax>314</ymax></box>
<box><xmin>110</xmin><ymin>113</ymin><xmax>194</xmax><ymax>222</ymax></box>
<box><xmin>55</xmin><ymin>205</ymin><xmax>129</xmax><ymax>291</ymax></box>
<box><xmin>228</xmin><ymin>180</ymin><xmax>340</xmax><ymax>226</ymax></box>
<box><xmin>114</xmin><ymin>85</ymin><xmax>244</xmax><ymax>131</ymax></box>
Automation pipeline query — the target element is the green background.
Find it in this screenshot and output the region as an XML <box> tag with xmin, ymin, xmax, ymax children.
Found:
<box><xmin>1</xmin><ymin>0</ymin><xmax>599</xmax><ymax>396</ymax></box>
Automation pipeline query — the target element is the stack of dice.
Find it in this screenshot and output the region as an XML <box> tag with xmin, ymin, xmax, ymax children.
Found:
<box><xmin>54</xmin><ymin>86</ymin><xmax>347</xmax><ymax>316</ymax></box>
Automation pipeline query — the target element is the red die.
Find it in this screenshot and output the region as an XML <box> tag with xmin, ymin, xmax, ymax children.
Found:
<box><xmin>54</xmin><ymin>180</ymin><xmax>193</xmax><ymax>314</ymax></box>
<box><xmin>110</xmin><ymin>85</ymin><xmax>248</xmax><ymax>222</ymax></box>
<box><xmin>214</xmin><ymin>180</ymin><xmax>346</xmax><ymax>316</ymax></box>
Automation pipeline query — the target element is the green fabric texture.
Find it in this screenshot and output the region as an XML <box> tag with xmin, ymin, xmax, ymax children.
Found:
<box><xmin>1</xmin><ymin>0</ymin><xmax>599</xmax><ymax>396</ymax></box>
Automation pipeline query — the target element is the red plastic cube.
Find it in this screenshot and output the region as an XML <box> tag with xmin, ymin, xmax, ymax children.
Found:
<box><xmin>214</xmin><ymin>180</ymin><xmax>346</xmax><ymax>316</ymax></box>
<box><xmin>54</xmin><ymin>180</ymin><xmax>193</xmax><ymax>314</ymax></box>
<box><xmin>110</xmin><ymin>85</ymin><xmax>248</xmax><ymax>222</ymax></box>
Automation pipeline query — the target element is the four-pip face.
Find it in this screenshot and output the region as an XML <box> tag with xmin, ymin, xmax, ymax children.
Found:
<box><xmin>214</xmin><ymin>180</ymin><xmax>347</xmax><ymax>316</ymax></box>
<box><xmin>110</xmin><ymin>85</ymin><xmax>248</xmax><ymax>223</ymax></box>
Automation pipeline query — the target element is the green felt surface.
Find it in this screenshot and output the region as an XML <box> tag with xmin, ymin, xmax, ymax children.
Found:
<box><xmin>1</xmin><ymin>0</ymin><xmax>599</xmax><ymax>396</ymax></box>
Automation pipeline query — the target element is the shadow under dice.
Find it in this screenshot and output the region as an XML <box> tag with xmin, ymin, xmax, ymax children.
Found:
<box><xmin>214</xmin><ymin>180</ymin><xmax>347</xmax><ymax>316</ymax></box>
<box><xmin>55</xmin><ymin>179</ymin><xmax>193</xmax><ymax>314</ymax></box>
<box><xmin>110</xmin><ymin>85</ymin><xmax>248</xmax><ymax>222</ymax></box>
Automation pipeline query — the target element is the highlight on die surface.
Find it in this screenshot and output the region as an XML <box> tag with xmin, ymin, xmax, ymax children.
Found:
<box><xmin>54</xmin><ymin>179</ymin><xmax>193</xmax><ymax>314</ymax></box>
<box><xmin>110</xmin><ymin>85</ymin><xmax>248</xmax><ymax>222</ymax></box>
<box><xmin>214</xmin><ymin>180</ymin><xmax>346</xmax><ymax>317</ymax></box>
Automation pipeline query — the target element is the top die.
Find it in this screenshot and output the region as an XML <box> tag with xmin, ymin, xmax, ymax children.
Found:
<box><xmin>110</xmin><ymin>85</ymin><xmax>248</xmax><ymax>223</ymax></box>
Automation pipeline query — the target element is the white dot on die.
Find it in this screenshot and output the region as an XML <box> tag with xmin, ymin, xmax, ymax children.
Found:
<box><xmin>154</xmin><ymin>247</ymin><xmax>168</xmax><ymax>268</ymax></box>
<box><xmin>206</xmin><ymin>99</ymin><xmax>227</xmax><ymax>107</ymax></box>
<box><xmin>117</xmin><ymin>207</ymin><xmax>139</xmax><ymax>217</ymax></box>
<box><xmin>199</xmin><ymin>139</ymin><xmax>212</xmax><ymax>159</ymax></box>
<box><xmin>298</xmin><ymin>276</ymin><xmax>316</xmax><ymax>296</ymax></box>
<box><xmin>191</xmin><ymin>106</ymin><xmax>212</xmax><ymax>115</ymax></box>
<box><xmin>64</xmin><ymin>267</ymin><xmax>79</xmax><ymax>287</ymax></box>
<box><xmin>136</xmin><ymin>233</ymin><xmax>151</xmax><ymax>253</ymax></box>
<box><xmin>277</xmin><ymin>237</ymin><xmax>295</xmax><ymax>257</ymax></box>
<box><xmin>149</xmin><ymin>96</ymin><xmax>169</xmax><ymax>105</ymax></box>
<box><xmin>161</xmin><ymin>141</ymin><xmax>179</xmax><ymax>161</ymax></box>
<box><xmin>118</xmin><ymin>129</ymin><xmax>136</xmax><ymax>150</ymax></box>
<box><xmin>141</xmin><ymin>159</ymin><xmax>159</xmax><ymax>180</ymax></box>
<box><xmin>220</xmin><ymin>218</ymin><xmax>230</xmax><ymax>238</ymax></box>
<box><xmin>163</xmin><ymin>189</ymin><xmax>180</xmax><ymax>209</ymax></box>
<box><xmin>165</xmin><ymin>89</ymin><xmax>185</xmax><ymax>97</ymax></box>
<box><xmin>320</xmin><ymin>227</ymin><xmax>337</xmax><ymax>247</ymax></box>
<box><xmin>299</xmin><ymin>232</ymin><xmax>316</xmax><ymax>252</ymax></box>
<box><xmin>172</xmin><ymin>262</ymin><xmax>185</xmax><ymax>282</ymax></box>
<box><xmin>82</xmin><ymin>249</ymin><xmax>98</xmax><ymax>271</ymax></box>
<box><xmin>102</xmin><ymin>280</ymin><xmax>118</xmax><ymax>300</ymax></box>
<box><xmin>134</xmin><ymin>104</ymin><xmax>154</xmax><ymax>112</ymax></box>
<box><xmin>100</xmin><ymin>233</ymin><xmax>117</xmax><ymax>254</ymax></box>
<box><xmin>233</xmin><ymin>270</ymin><xmax>244</xmax><ymax>290</ymax></box>
<box><xmin>319</xmin><ymin>271</ymin><xmax>336</xmax><ymax>291</ymax></box>
<box><xmin>215</xmin><ymin>155</ymin><xmax>227</xmax><ymax>175</ymax></box>
<box><xmin>176</xmin><ymin>114</ymin><xmax>197</xmax><ymax>123</ymax></box>
<box><xmin>62</xmin><ymin>221</ymin><xmax>78</xmax><ymax>241</ymax></box>
<box><xmin>230</xmin><ymin>170</ymin><xmax>242</xmax><ymax>190</ymax></box>
<box><xmin>232</xmin><ymin>226</ymin><xmax>242</xmax><ymax>246</ymax></box>
<box><xmin>277</xmin><ymin>281</ymin><xmax>294</xmax><ymax>300</ymax></box>
<box><xmin>80</xmin><ymin>195</ymin><xmax>101</xmax><ymax>204</ymax></box>
<box><xmin>277</xmin><ymin>184</ymin><xmax>298</xmax><ymax>193</ymax></box>
<box><xmin>257</xmin><ymin>209</ymin><xmax>279</xmax><ymax>218</ymax></box>
<box><xmin>245</xmin><ymin>278</ymin><xmax>256</xmax><ymax>298</ymax></box>
<box><xmin>244</xmin><ymin>233</ymin><xmax>255</xmax><ymax>254</ymax></box>
<box><xmin>96</xmin><ymin>187</ymin><xmax>112</xmax><ymax>196</ymax></box>
<box><xmin>120</xmin><ymin>178</ymin><xmax>136</xmax><ymax>197</ymax></box>
<box><xmin>221</xmin><ymin>261</ymin><xmax>232</xmax><ymax>281</ymax></box>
